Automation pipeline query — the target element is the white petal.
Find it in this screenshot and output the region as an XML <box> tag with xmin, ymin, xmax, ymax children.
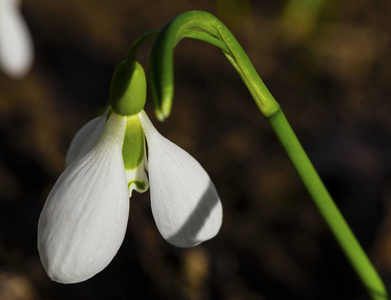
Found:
<box><xmin>139</xmin><ymin>110</ymin><xmax>222</xmax><ymax>248</ymax></box>
<box><xmin>38</xmin><ymin>113</ymin><xmax>129</xmax><ymax>283</ymax></box>
<box><xmin>0</xmin><ymin>0</ymin><xmax>33</xmax><ymax>78</ymax></box>
<box><xmin>65</xmin><ymin>109</ymin><xmax>108</xmax><ymax>166</ymax></box>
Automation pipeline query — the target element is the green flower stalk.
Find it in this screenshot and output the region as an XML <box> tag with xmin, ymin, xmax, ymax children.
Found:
<box><xmin>147</xmin><ymin>10</ymin><xmax>388</xmax><ymax>300</ymax></box>
<box><xmin>148</xmin><ymin>10</ymin><xmax>279</xmax><ymax>120</ymax></box>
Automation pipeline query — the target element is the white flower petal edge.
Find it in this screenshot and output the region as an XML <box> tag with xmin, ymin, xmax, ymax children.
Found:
<box><xmin>0</xmin><ymin>0</ymin><xmax>33</xmax><ymax>78</ymax></box>
<box><xmin>38</xmin><ymin>113</ymin><xmax>129</xmax><ymax>283</ymax></box>
<box><xmin>65</xmin><ymin>110</ymin><xmax>108</xmax><ymax>166</ymax></box>
<box><xmin>139</xmin><ymin>110</ymin><xmax>222</xmax><ymax>248</ymax></box>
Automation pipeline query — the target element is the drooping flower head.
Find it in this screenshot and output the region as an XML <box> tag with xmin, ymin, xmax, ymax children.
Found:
<box><xmin>38</xmin><ymin>59</ymin><xmax>222</xmax><ymax>283</ymax></box>
<box><xmin>0</xmin><ymin>0</ymin><xmax>33</xmax><ymax>78</ymax></box>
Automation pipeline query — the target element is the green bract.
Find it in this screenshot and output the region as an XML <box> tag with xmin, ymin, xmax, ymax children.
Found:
<box><xmin>110</xmin><ymin>60</ymin><xmax>146</xmax><ymax>116</ymax></box>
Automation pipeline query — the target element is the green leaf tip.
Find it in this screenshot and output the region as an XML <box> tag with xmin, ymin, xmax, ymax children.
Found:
<box><xmin>110</xmin><ymin>60</ymin><xmax>146</xmax><ymax>116</ymax></box>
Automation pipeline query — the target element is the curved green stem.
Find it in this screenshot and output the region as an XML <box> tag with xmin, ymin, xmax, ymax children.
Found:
<box><xmin>269</xmin><ymin>109</ymin><xmax>388</xmax><ymax>300</ymax></box>
<box><xmin>147</xmin><ymin>10</ymin><xmax>389</xmax><ymax>300</ymax></box>
<box><xmin>126</xmin><ymin>28</ymin><xmax>229</xmax><ymax>65</ymax></box>
<box><xmin>127</xmin><ymin>30</ymin><xmax>160</xmax><ymax>61</ymax></box>
<box><xmin>148</xmin><ymin>10</ymin><xmax>279</xmax><ymax>121</ymax></box>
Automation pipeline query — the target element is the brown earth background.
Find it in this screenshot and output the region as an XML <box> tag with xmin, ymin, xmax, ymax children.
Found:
<box><xmin>1</xmin><ymin>0</ymin><xmax>391</xmax><ymax>299</ymax></box>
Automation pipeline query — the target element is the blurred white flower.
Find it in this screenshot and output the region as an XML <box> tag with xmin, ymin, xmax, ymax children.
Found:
<box><xmin>0</xmin><ymin>0</ymin><xmax>33</xmax><ymax>78</ymax></box>
<box><xmin>38</xmin><ymin>109</ymin><xmax>222</xmax><ymax>283</ymax></box>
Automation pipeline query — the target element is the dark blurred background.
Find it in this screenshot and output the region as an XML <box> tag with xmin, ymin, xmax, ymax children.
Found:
<box><xmin>1</xmin><ymin>0</ymin><xmax>391</xmax><ymax>299</ymax></box>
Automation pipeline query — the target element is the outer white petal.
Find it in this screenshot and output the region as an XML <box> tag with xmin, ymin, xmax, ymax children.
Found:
<box><xmin>0</xmin><ymin>0</ymin><xmax>33</xmax><ymax>78</ymax></box>
<box><xmin>38</xmin><ymin>113</ymin><xmax>129</xmax><ymax>283</ymax></box>
<box><xmin>65</xmin><ymin>109</ymin><xmax>108</xmax><ymax>166</ymax></box>
<box><xmin>139</xmin><ymin>110</ymin><xmax>222</xmax><ymax>248</ymax></box>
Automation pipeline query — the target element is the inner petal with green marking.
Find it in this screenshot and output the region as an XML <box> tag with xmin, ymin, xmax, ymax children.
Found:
<box><xmin>122</xmin><ymin>114</ymin><xmax>149</xmax><ymax>195</ymax></box>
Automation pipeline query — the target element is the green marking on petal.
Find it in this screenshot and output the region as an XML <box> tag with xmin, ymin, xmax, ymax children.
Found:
<box><xmin>128</xmin><ymin>180</ymin><xmax>146</xmax><ymax>190</ymax></box>
<box><xmin>122</xmin><ymin>115</ymin><xmax>145</xmax><ymax>170</ymax></box>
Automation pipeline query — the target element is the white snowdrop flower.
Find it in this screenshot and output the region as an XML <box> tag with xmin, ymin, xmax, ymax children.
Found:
<box><xmin>0</xmin><ymin>0</ymin><xmax>33</xmax><ymax>78</ymax></box>
<box><xmin>38</xmin><ymin>60</ymin><xmax>222</xmax><ymax>283</ymax></box>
